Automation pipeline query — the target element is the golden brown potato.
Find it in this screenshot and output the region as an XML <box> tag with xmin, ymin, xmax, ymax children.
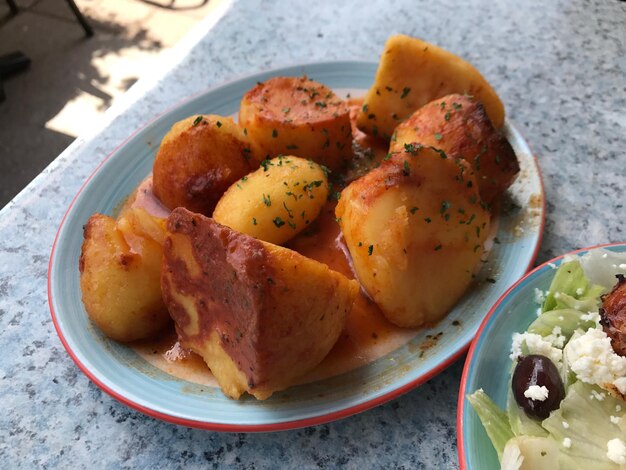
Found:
<box><xmin>153</xmin><ymin>115</ymin><xmax>256</xmax><ymax>215</ymax></box>
<box><xmin>356</xmin><ymin>35</ymin><xmax>505</xmax><ymax>139</ymax></box>
<box><xmin>161</xmin><ymin>208</ymin><xmax>359</xmax><ymax>399</ymax></box>
<box><xmin>390</xmin><ymin>94</ymin><xmax>519</xmax><ymax>205</ymax></box>
<box><xmin>213</xmin><ymin>155</ymin><xmax>329</xmax><ymax>245</ymax></box>
<box><xmin>336</xmin><ymin>147</ymin><xmax>490</xmax><ymax>328</ymax></box>
<box><xmin>239</xmin><ymin>76</ymin><xmax>353</xmax><ymax>171</ymax></box>
<box><xmin>79</xmin><ymin>208</ymin><xmax>170</xmax><ymax>342</ymax></box>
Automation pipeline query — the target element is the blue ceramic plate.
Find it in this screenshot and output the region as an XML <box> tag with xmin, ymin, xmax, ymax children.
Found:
<box><xmin>48</xmin><ymin>61</ymin><xmax>545</xmax><ymax>431</ymax></box>
<box><xmin>458</xmin><ymin>242</ymin><xmax>626</xmax><ymax>468</ymax></box>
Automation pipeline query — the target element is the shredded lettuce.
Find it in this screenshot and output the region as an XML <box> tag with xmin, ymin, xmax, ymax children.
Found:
<box><xmin>542</xmin><ymin>261</ymin><xmax>604</xmax><ymax>313</ymax></box>
<box><xmin>507</xmin><ymin>384</ymin><xmax>548</xmax><ymax>438</ymax></box>
<box><xmin>467</xmin><ymin>389</ymin><xmax>514</xmax><ymax>460</ymax></box>
<box><xmin>542</xmin><ymin>381</ymin><xmax>625</xmax><ymax>469</ymax></box>
<box><xmin>500</xmin><ymin>436</ymin><xmax>560</xmax><ymax>470</ymax></box>
<box><xmin>528</xmin><ymin>309</ymin><xmax>596</xmax><ymax>342</ymax></box>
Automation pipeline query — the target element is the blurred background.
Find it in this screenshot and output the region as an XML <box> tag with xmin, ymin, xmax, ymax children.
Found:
<box><xmin>0</xmin><ymin>0</ymin><xmax>220</xmax><ymax>207</ymax></box>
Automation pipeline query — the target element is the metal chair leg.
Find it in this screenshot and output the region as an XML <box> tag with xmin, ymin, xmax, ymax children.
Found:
<box><xmin>65</xmin><ymin>0</ymin><xmax>94</xmax><ymax>37</ymax></box>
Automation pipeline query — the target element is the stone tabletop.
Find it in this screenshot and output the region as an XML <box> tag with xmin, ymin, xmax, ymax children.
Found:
<box><xmin>1</xmin><ymin>0</ymin><xmax>624</xmax><ymax>467</ymax></box>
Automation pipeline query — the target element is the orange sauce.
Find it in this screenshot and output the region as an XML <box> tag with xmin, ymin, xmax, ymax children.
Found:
<box><xmin>130</xmin><ymin>180</ymin><xmax>420</xmax><ymax>386</ymax></box>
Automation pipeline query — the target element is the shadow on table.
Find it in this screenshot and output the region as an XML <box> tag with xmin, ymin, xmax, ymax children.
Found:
<box><xmin>0</xmin><ymin>0</ymin><xmax>164</xmax><ymax>207</ymax></box>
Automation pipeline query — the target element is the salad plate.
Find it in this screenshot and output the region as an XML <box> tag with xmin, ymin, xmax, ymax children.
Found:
<box><xmin>458</xmin><ymin>242</ymin><xmax>626</xmax><ymax>469</ymax></box>
<box><xmin>48</xmin><ymin>61</ymin><xmax>544</xmax><ymax>431</ymax></box>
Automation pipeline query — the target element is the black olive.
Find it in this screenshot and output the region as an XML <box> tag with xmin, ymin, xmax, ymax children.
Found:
<box><xmin>512</xmin><ymin>354</ymin><xmax>565</xmax><ymax>420</ymax></box>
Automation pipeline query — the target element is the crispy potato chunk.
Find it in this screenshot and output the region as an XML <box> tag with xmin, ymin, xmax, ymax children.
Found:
<box><xmin>600</xmin><ymin>275</ymin><xmax>626</xmax><ymax>357</ymax></box>
<box><xmin>336</xmin><ymin>147</ymin><xmax>490</xmax><ymax>328</ymax></box>
<box><xmin>153</xmin><ymin>115</ymin><xmax>255</xmax><ymax>215</ymax></box>
<box><xmin>356</xmin><ymin>35</ymin><xmax>505</xmax><ymax>139</ymax></box>
<box><xmin>390</xmin><ymin>94</ymin><xmax>519</xmax><ymax>204</ymax></box>
<box><xmin>239</xmin><ymin>76</ymin><xmax>353</xmax><ymax>171</ymax></box>
<box><xmin>79</xmin><ymin>208</ymin><xmax>170</xmax><ymax>342</ymax></box>
<box><xmin>213</xmin><ymin>156</ymin><xmax>329</xmax><ymax>245</ymax></box>
<box><xmin>161</xmin><ymin>208</ymin><xmax>359</xmax><ymax>399</ymax></box>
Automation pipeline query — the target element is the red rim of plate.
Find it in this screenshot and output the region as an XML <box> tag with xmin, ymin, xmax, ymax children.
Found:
<box><xmin>47</xmin><ymin>64</ymin><xmax>546</xmax><ymax>432</ymax></box>
<box><xmin>456</xmin><ymin>241</ymin><xmax>626</xmax><ymax>469</ymax></box>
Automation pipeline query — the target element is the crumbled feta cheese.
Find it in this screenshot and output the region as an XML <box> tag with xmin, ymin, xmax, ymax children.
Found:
<box><xmin>536</xmin><ymin>308</ymin><xmax>542</xmax><ymax>317</ymax></box>
<box><xmin>554</xmin><ymin>292</ymin><xmax>561</xmax><ymax>299</ymax></box>
<box><xmin>614</xmin><ymin>377</ymin><xmax>626</xmax><ymax>395</ymax></box>
<box><xmin>562</xmin><ymin>421</ymin><xmax>570</xmax><ymax>429</ymax></box>
<box><xmin>511</xmin><ymin>332</ymin><xmax>563</xmax><ymax>364</ymax></box>
<box><xmin>580</xmin><ymin>311</ymin><xmax>601</xmax><ymax>324</ymax></box>
<box><xmin>602</xmin><ymin>253</ymin><xmax>608</xmax><ymax>259</ymax></box>
<box><xmin>548</xmin><ymin>262</ymin><xmax>557</xmax><ymax>269</ymax></box>
<box><xmin>607</xmin><ymin>439</ymin><xmax>626</xmax><ymax>465</ymax></box>
<box><xmin>558</xmin><ymin>316</ymin><xmax>564</xmax><ymax>321</ymax></box>
<box><xmin>576</xmin><ymin>287</ymin><xmax>584</xmax><ymax>296</ymax></box>
<box><xmin>610</xmin><ymin>416</ymin><xmax>621</xmax><ymax>425</ymax></box>
<box><xmin>591</xmin><ymin>390</ymin><xmax>606</xmax><ymax>401</ymax></box>
<box><xmin>545</xmin><ymin>326</ymin><xmax>565</xmax><ymax>349</ymax></box>
<box><xmin>524</xmin><ymin>385</ymin><xmax>549</xmax><ymax>401</ymax></box>
<box><xmin>563</xmin><ymin>438</ymin><xmax>572</xmax><ymax>448</ymax></box>
<box><xmin>534</xmin><ymin>288</ymin><xmax>546</xmax><ymax>304</ymax></box>
<box><xmin>620</xmin><ymin>263</ymin><xmax>626</xmax><ymax>270</ymax></box>
<box><xmin>564</xmin><ymin>329</ymin><xmax>626</xmax><ymax>390</ymax></box>
<box><xmin>617</xmin><ymin>405</ymin><xmax>623</xmax><ymax>412</ymax></box>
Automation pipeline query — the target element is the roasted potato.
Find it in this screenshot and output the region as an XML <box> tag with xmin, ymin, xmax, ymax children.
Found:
<box><xmin>213</xmin><ymin>155</ymin><xmax>329</xmax><ymax>245</ymax></box>
<box><xmin>79</xmin><ymin>208</ymin><xmax>170</xmax><ymax>342</ymax></box>
<box><xmin>239</xmin><ymin>76</ymin><xmax>353</xmax><ymax>171</ymax></box>
<box><xmin>153</xmin><ymin>115</ymin><xmax>256</xmax><ymax>215</ymax></box>
<box><xmin>336</xmin><ymin>147</ymin><xmax>490</xmax><ymax>328</ymax></box>
<box><xmin>390</xmin><ymin>94</ymin><xmax>519</xmax><ymax>205</ymax></box>
<box><xmin>356</xmin><ymin>35</ymin><xmax>505</xmax><ymax>139</ymax></box>
<box><xmin>161</xmin><ymin>208</ymin><xmax>359</xmax><ymax>399</ymax></box>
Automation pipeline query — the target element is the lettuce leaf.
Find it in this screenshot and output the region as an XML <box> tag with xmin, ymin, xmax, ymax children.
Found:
<box><xmin>467</xmin><ymin>389</ymin><xmax>514</xmax><ymax>460</ymax></box>
<box><xmin>542</xmin><ymin>261</ymin><xmax>604</xmax><ymax>313</ymax></box>
<box><xmin>528</xmin><ymin>309</ymin><xmax>596</xmax><ymax>342</ymax></box>
<box><xmin>542</xmin><ymin>381</ymin><xmax>625</xmax><ymax>469</ymax></box>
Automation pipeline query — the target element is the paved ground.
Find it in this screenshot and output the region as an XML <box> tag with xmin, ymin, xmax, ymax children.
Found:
<box><xmin>0</xmin><ymin>0</ymin><xmax>217</xmax><ymax>207</ymax></box>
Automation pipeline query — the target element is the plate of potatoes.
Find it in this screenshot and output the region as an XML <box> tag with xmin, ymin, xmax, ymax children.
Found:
<box><xmin>49</xmin><ymin>35</ymin><xmax>545</xmax><ymax>430</ymax></box>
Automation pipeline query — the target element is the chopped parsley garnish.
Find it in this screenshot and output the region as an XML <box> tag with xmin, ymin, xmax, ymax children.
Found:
<box><xmin>404</xmin><ymin>143</ymin><xmax>421</xmax><ymax>155</ymax></box>
<box><xmin>303</xmin><ymin>180</ymin><xmax>323</xmax><ymax>192</ymax></box>
<box><xmin>362</xmin><ymin>103</ymin><xmax>368</xmax><ymax>112</ymax></box>
<box><xmin>273</xmin><ymin>217</ymin><xmax>285</xmax><ymax>228</ymax></box>
<box><xmin>192</xmin><ymin>115</ymin><xmax>203</xmax><ymax>126</ymax></box>
<box><xmin>401</xmin><ymin>87</ymin><xmax>411</xmax><ymax>99</ymax></box>
<box><xmin>260</xmin><ymin>159</ymin><xmax>273</xmax><ymax>171</ymax></box>
<box><xmin>434</xmin><ymin>132</ymin><xmax>443</xmax><ymax>141</ymax></box>
<box><xmin>410</xmin><ymin>206</ymin><xmax>419</xmax><ymax>214</ymax></box>
<box><xmin>403</xmin><ymin>160</ymin><xmax>410</xmax><ymax>176</ymax></box>
<box><xmin>272</xmin><ymin>129</ymin><xmax>278</xmax><ymax>138</ymax></box>
<box><xmin>368</xmin><ymin>245</ymin><xmax>374</xmax><ymax>256</ymax></box>
<box><xmin>434</xmin><ymin>244</ymin><xmax>443</xmax><ymax>251</ymax></box>
<box><xmin>262</xmin><ymin>194</ymin><xmax>271</xmax><ymax>206</ymax></box>
<box><xmin>440</xmin><ymin>200</ymin><xmax>451</xmax><ymax>214</ymax></box>
<box><xmin>252</xmin><ymin>218</ymin><xmax>257</xmax><ymax>225</ymax></box>
<box><xmin>216</xmin><ymin>121</ymin><xmax>222</xmax><ymax>128</ymax></box>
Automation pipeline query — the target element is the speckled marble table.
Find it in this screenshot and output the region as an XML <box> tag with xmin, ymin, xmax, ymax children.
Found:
<box><xmin>1</xmin><ymin>0</ymin><xmax>625</xmax><ymax>467</ymax></box>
